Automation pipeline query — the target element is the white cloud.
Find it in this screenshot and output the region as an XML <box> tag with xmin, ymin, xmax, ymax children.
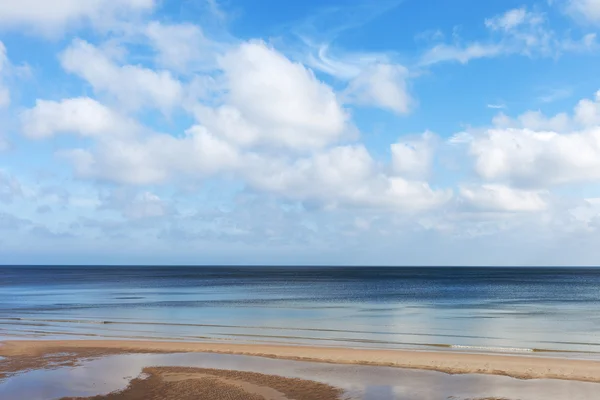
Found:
<box><xmin>560</xmin><ymin>33</ymin><xmax>598</xmax><ymax>52</ymax></box>
<box><xmin>469</xmin><ymin>90</ymin><xmax>600</xmax><ymax>187</ymax></box>
<box><xmin>0</xmin><ymin>41</ymin><xmax>10</xmax><ymax>108</ymax></box>
<box><xmin>567</xmin><ymin>0</ymin><xmax>600</xmax><ymax>24</ymax></box>
<box><xmin>492</xmin><ymin>110</ymin><xmax>572</xmax><ymax>132</ymax></box>
<box><xmin>485</xmin><ymin>7</ymin><xmax>542</xmax><ymax>31</ymax></box>
<box><xmin>25</xmin><ymin>37</ymin><xmax>449</xmax><ymax>214</ymax></box>
<box><xmin>420</xmin><ymin>6</ymin><xmax>594</xmax><ymax>66</ymax></box>
<box><xmin>485</xmin><ymin>7</ymin><xmax>552</xmax><ymax>56</ymax></box>
<box><xmin>247</xmin><ymin>145</ymin><xmax>451</xmax><ymax>211</ymax></box>
<box><xmin>574</xmin><ymin>90</ymin><xmax>600</xmax><ymax>126</ymax></box>
<box><xmin>195</xmin><ymin>40</ymin><xmax>349</xmax><ymax>150</ymax></box>
<box><xmin>343</xmin><ymin>64</ymin><xmax>413</xmax><ymax>114</ymax></box>
<box><xmin>304</xmin><ymin>44</ymin><xmax>391</xmax><ymax>80</ymax></box>
<box><xmin>460</xmin><ymin>184</ymin><xmax>548</xmax><ymax>212</ymax></box>
<box><xmin>305</xmin><ymin>45</ymin><xmax>364</xmax><ymax>80</ymax></box>
<box><xmin>60</xmin><ymin>39</ymin><xmax>183</xmax><ymax>113</ymax></box>
<box><xmin>0</xmin><ymin>0</ymin><xmax>154</xmax><ymax>36</ymax></box>
<box><xmin>63</xmin><ymin>126</ymin><xmax>240</xmax><ymax>185</ymax></box>
<box><xmin>420</xmin><ymin>43</ymin><xmax>503</xmax><ymax>66</ymax></box>
<box><xmin>471</xmin><ymin>127</ymin><xmax>600</xmax><ymax>187</ymax></box>
<box><xmin>145</xmin><ymin>22</ymin><xmax>224</xmax><ymax>73</ymax></box>
<box><xmin>391</xmin><ymin>131</ymin><xmax>436</xmax><ymax>179</ymax></box>
<box><xmin>292</xmin><ymin>42</ymin><xmax>413</xmax><ymax>115</ymax></box>
<box><xmin>21</xmin><ymin>97</ymin><xmax>139</xmax><ymax>139</ymax></box>
<box><xmin>61</xmin><ymin>126</ymin><xmax>449</xmax><ymax>212</ymax></box>
<box><xmin>491</xmin><ymin>90</ymin><xmax>600</xmax><ymax>132</ymax></box>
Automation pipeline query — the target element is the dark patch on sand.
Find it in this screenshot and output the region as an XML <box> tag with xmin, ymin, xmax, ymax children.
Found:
<box><xmin>61</xmin><ymin>366</ymin><xmax>344</xmax><ymax>400</ymax></box>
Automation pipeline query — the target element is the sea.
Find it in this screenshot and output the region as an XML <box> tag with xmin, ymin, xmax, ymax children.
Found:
<box><xmin>1</xmin><ymin>266</ymin><xmax>600</xmax><ymax>356</ymax></box>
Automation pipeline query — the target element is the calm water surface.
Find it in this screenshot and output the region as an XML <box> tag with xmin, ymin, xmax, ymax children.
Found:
<box><xmin>1</xmin><ymin>266</ymin><xmax>600</xmax><ymax>353</ymax></box>
<box><xmin>1</xmin><ymin>352</ymin><xmax>599</xmax><ymax>400</ymax></box>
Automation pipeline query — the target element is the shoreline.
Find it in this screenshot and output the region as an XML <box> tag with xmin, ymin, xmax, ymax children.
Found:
<box><xmin>2</xmin><ymin>339</ymin><xmax>600</xmax><ymax>383</ymax></box>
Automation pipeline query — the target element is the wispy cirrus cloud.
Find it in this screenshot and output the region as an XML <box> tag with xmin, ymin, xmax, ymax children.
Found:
<box><xmin>273</xmin><ymin>1</ymin><xmax>416</xmax><ymax>115</ymax></box>
<box><xmin>419</xmin><ymin>6</ymin><xmax>597</xmax><ymax>66</ymax></box>
<box><xmin>564</xmin><ymin>0</ymin><xmax>600</xmax><ymax>25</ymax></box>
<box><xmin>537</xmin><ymin>87</ymin><xmax>573</xmax><ymax>103</ymax></box>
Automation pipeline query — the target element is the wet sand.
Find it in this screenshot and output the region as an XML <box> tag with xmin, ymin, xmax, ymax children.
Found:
<box><xmin>2</xmin><ymin>339</ymin><xmax>600</xmax><ymax>383</ymax></box>
<box><xmin>60</xmin><ymin>367</ymin><xmax>343</xmax><ymax>400</ymax></box>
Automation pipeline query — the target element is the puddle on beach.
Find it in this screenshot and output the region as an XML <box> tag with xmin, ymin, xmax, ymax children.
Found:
<box><xmin>1</xmin><ymin>352</ymin><xmax>598</xmax><ymax>400</ymax></box>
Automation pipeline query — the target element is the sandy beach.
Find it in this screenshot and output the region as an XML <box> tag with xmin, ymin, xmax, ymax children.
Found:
<box><xmin>58</xmin><ymin>366</ymin><xmax>344</xmax><ymax>400</ymax></box>
<box><xmin>2</xmin><ymin>339</ymin><xmax>600</xmax><ymax>384</ymax></box>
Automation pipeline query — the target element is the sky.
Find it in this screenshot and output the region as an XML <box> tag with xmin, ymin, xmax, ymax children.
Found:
<box><xmin>2</xmin><ymin>0</ymin><xmax>600</xmax><ymax>265</ymax></box>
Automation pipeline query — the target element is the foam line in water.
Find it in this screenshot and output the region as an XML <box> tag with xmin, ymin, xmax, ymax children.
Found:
<box><xmin>451</xmin><ymin>345</ymin><xmax>534</xmax><ymax>353</ymax></box>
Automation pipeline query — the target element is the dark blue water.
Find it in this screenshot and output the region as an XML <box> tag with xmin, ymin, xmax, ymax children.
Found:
<box><xmin>1</xmin><ymin>266</ymin><xmax>600</xmax><ymax>353</ymax></box>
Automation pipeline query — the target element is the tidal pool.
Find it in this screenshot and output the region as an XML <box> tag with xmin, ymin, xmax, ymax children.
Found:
<box><xmin>1</xmin><ymin>352</ymin><xmax>599</xmax><ymax>400</ymax></box>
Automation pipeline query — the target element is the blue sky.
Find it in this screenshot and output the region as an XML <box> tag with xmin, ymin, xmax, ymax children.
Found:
<box><xmin>2</xmin><ymin>0</ymin><xmax>600</xmax><ymax>265</ymax></box>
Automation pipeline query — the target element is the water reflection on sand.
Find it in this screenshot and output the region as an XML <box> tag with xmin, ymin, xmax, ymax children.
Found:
<box><xmin>1</xmin><ymin>352</ymin><xmax>599</xmax><ymax>400</ymax></box>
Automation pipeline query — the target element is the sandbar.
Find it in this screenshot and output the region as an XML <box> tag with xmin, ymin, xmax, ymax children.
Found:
<box><xmin>2</xmin><ymin>339</ymin><xmax>600</xmax><ymax>383</ymax></box>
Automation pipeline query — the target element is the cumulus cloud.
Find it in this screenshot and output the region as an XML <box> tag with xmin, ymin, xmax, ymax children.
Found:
<box><xmin>290</xmin><ymin>42</ymin><xmax>414</xmax><ymax>115</ymax></box>
<box><xmin>21</xmin><ymin>97</ymin><xmax>139</xmax><ymax>139</ymax></box>
<box><xmin>24</xmin><ymin>36</ymin><xmax>445</xmax><ymax>213</ymax></box>
<box><xmin>62</xmin><ymin>126</ymin><xmax>240</xmax><ymax>185</ymax></box>
<box><xmin>492</xmin><ymin>110</ymin><xmax>572</xmax><ymax>132</ymax></box>
<box><xmin>195</xmin><ymin>41</ymin><xmax>349</xmax><ymax>150</ymax></box>
<box><xmin>343</xmin><ymin>63</ymin><xmax>413</xmax><ymax>114</ymax></box>
<box><xmin>459</xmin><ymin>184</ymin><xmax>548</xmax><ymax>212</ymax></box>
<box><xmin>468</xmin><ymin>90</ymin><xmax>600</xmax><ymax>187</ymax></box>
<box><xmin>145</xmin><ymin>22</ymin><xmax>224</xmax><ymax>73</ymax></box>
<box><xmin>574</xmin><ymin>90</ymin><xmax>600</xmax><ymax>126</ymax></box>
<box><xmin>0</xmin><ymin>0</ymin><xmax>154</xmax><ymax>36</ymax></box>
<box><xmin>60</xmin><ymin>39</ymin><xmax>183</xmax><ymax>113</ymax></box>
<box><xmin>61</xmin><ymin>127</ymin><xmax>450</xmax><ymax>211</ymax></box>
<box><xmin>18</xmin><ymin>35</ymin><xmax>452</xmax><ymax>214</ymax></box>
<box><xmin>246</xmin><ymin>145</ymin><xmax>451</xmax><ymax>211</ymax></box>
<box><xmin>492</xmin><ymin>90</ymin><xmax>600</xmax><ymax>131</ymax></box>
<box><xmin>0</xmin><ymin>0</ymin><xmax>154</xmax><ymax>37</ymax></box>
<box><xmin>391</xmin><ymin>131</ymin><xmax>437</xmax><ymax>179</ymax></box>
<box><xmin>471</xmin><ymin>126</ymin><xmax>600</xmax><ymax>187</ymax></box>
